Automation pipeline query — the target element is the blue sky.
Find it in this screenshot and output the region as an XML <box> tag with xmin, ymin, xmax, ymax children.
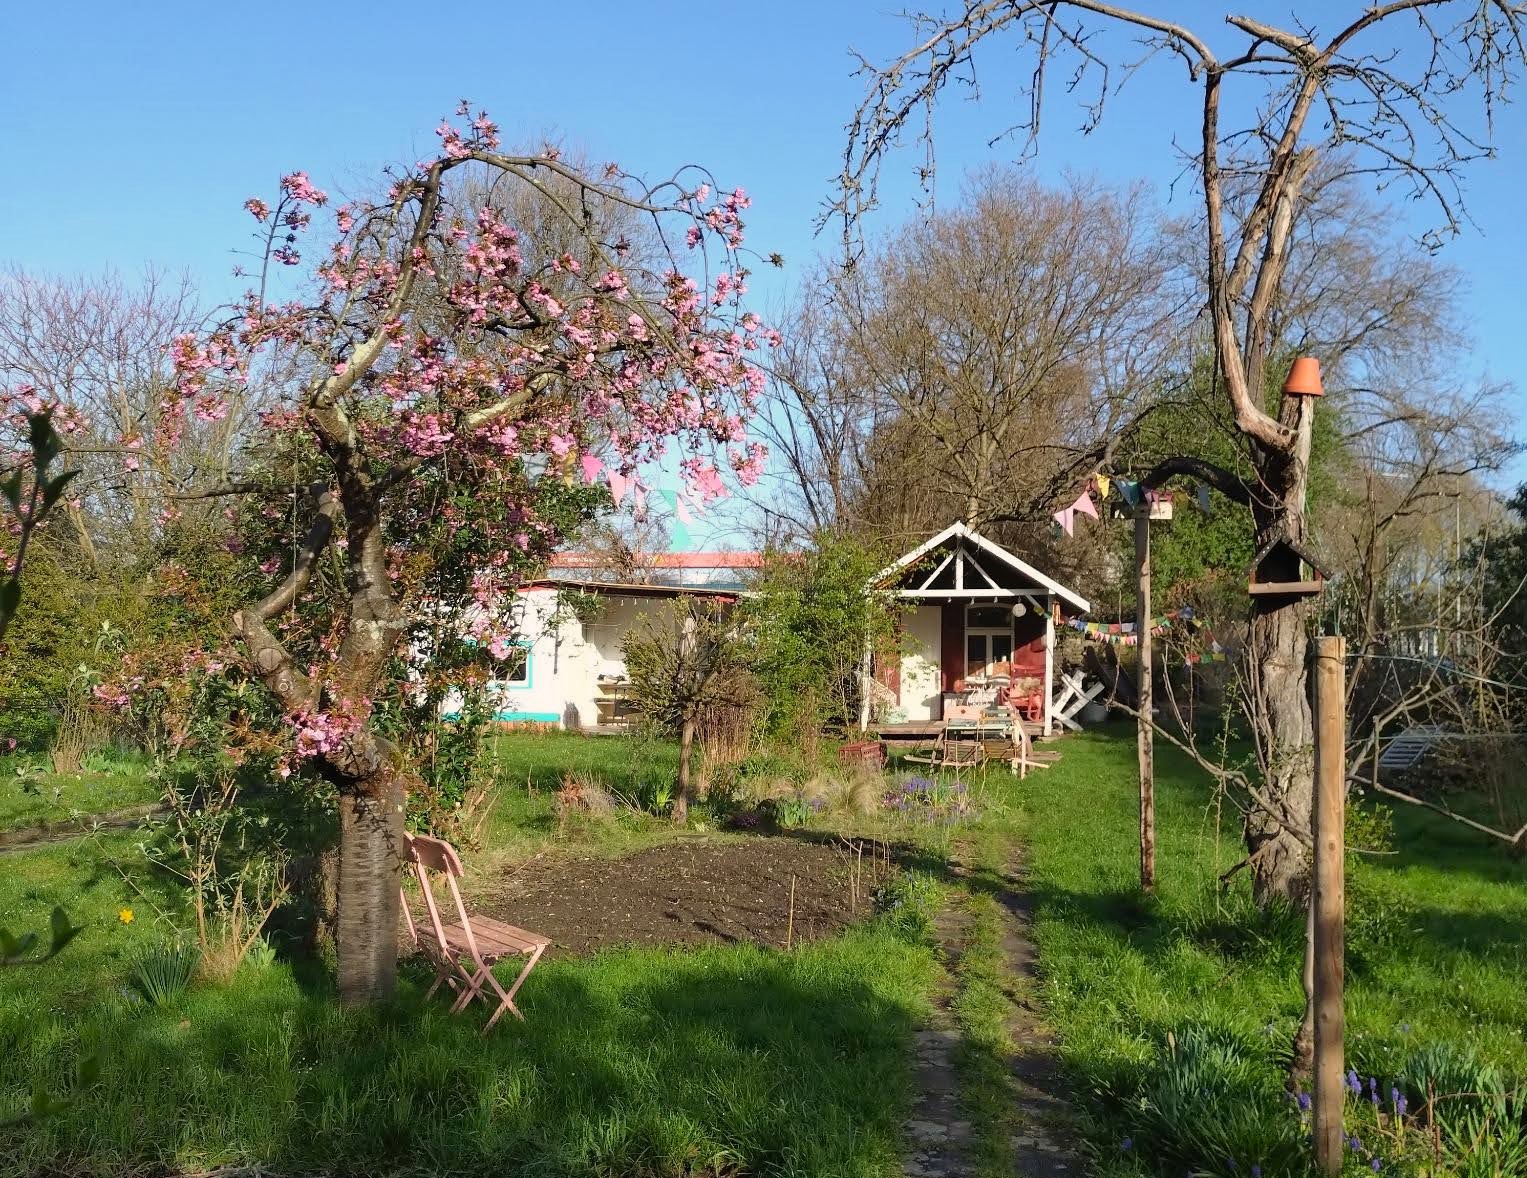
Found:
<box><xmin>3</xmin><ymin>2</ymin><xmax>1523</xmax><ymax>544</ymax></box>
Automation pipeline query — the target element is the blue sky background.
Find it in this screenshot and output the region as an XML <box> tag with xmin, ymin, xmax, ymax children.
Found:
<box><xmin>3</xmin><ymin>2</ymin><xmax>1523</xmax><ymax>547</ymax></box>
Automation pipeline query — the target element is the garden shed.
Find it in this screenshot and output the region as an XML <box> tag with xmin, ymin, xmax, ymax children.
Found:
<box><xmin>865</xmin><ymin>522</ymin><xmax>1091</xmax><ymax>736</ymax></box>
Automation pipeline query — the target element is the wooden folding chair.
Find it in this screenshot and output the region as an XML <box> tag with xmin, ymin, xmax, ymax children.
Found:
<box><xmin>400</xmin><ymin>832</ymin><xmax>549</xmax><ymax>1033</ymax></box>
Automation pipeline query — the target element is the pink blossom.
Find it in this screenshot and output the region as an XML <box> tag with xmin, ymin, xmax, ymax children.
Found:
<box><xmin>280</xmin><ymin>171</ymin><xmax>328</xmax><ymax>205</ymax></box>
<box><xmin>244</xmin><ymin>197</ymin><xmax>271</xmax><ymax>222</ymax></box>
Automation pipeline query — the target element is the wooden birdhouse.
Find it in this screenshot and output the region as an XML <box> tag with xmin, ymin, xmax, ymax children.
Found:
<box><xmin>1248</xmin><ymin>533</ymin><xmax>1329</xmax><ymax>599</ymax></box>
<box><xmin>1146</xmin><ymin>490</ymin><xmax>1174</xmax><ymax>521</ymax></box>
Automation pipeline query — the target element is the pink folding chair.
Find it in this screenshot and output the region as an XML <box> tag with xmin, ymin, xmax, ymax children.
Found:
<box><xmin>400</xmin><ymin>832</ymin><xmax>549</xmax><ymax>1032</ymax></box>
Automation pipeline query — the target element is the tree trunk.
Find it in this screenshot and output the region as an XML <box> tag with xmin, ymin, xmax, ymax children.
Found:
<box><xmin>335</xmin><ymin>773</ymin><xmax>406</xmax><ymax>1005</ymax></box>
<box><xmin>1244</xmin><ymin>598</ymin><xmax>1315</xmax><ymax>903</ymax></box>
<box><xmin>1243</xmin><ymin>392</ymin><xmax>1318</xmax><ymax>905</ymax></box>
<box><xmin>674</xmin><ymin>716</ymin><xmax>694</xmax><ymax>824</ymax></box>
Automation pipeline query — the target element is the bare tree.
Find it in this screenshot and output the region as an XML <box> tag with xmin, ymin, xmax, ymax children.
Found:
<box><xmin>622</xmin><ymin>597</ymin><xmax>750</xmax><ymax>823</ymax></box>
<box><xmin>837</xmin><ymin>0</ymin><xmax>1527</xmax><ymax>903</ymax></box>
<box><xmin>0</xmin><ymin>268</ymin><xmax>258</xmax><ymax>563</ymax></box>
<box><xmin>761</xmin><ymin>170</ymin><xmax>1185</xmax><ymax>560</ymax></box>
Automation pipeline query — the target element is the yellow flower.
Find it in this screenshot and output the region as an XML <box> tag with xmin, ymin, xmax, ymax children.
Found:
<box><xmin>118</xmin><ymin>908</ymin><xmax>134</xmax><ymax>925</ymax></box>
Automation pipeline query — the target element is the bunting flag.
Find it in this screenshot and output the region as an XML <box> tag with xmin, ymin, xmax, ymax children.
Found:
<box><xmin>675</xmin><ymin>496</ymin><xmax>695</xmax><ymax>526</ymax></box>
<box><xmin>608</xmin><ymin>470</ymin><xmax>630</xmax><ymax>506</ymax></box>
<box><xmin>1072</xmin><ymin>490</ymin><xmax>1099</xmax><ymax>520</ymax></box>
<box><xmin>1096</xmin><ymin>474</ymin><xmax>1111</xmax><ymax>499</ymax></box>
<box><xmin>580</xmin><ymin>453</ymin><xmax>605</xmax><ymax>485</ymax></box>
<box><xmin>1067</xmin><ymin>608</ymin><xmax>1217</xmax><ymax>652</ymax></box>
<box><xmin>1117</xmin><ymin>479</ymin><xmax>1142</xmax><ymax>506</ymax></box>
<box><xmin>1196</xmin><ymin>483</ymin><xmax>1211</xmax><ymax>514</ymax></box>
<box><xmin>1053</xmin><ymin>506</ymin><xmax>1075</xmax><ymax>536</ymax></box>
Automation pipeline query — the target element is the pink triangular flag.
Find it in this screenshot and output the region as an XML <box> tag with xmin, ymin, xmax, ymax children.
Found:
<box><xmin>1052</xmin><ymin>507</ymin><xmax>1074</xmax><ymax>537</ymax></box>
<box><xmin>608</xmin><ymin>470</ymin><xmax>630</xmax><ymax>506</ymax></box>
<box><xmin>1072</xmin><ymin>490</ymin><xmax>1098</xmax><ymax>520</ymax></box>
<box><xmin>580</xmin><ymin>453</ymin><xmax>605</xmax><ymax>485</ymax></box>
<box><xmin>676</xmin><ymin>498</ymin><xmax>694</xmax><ymax>526</ymax></box>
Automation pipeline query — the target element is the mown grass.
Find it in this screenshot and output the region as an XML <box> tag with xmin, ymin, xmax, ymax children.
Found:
<box><xmin>0</xmin><ymin>752</ymin><xmax>158</xmax><ymax>832</ymax></box>
<box><xmin>1010</xmin><ymin>724</ymin><xmax>1527</xmax><ymax>1176</ymax></box>
<box><xmin>2</xmin><ymin>918</ymin><xmax>935</xmax><ymax>1177</ymax></box>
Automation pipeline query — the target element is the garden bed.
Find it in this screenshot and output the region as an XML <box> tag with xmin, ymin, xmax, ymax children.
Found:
<box><xmin>476</xmin><ymin>835</ymin><xmax>876</xmax><ymax>954</ymax></box>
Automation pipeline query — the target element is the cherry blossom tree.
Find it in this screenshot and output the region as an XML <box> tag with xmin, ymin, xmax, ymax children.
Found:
<box><xmin>150</xmin><ymin>107</ymin><xmax>772</xmax><ymax>1003</ymax></box>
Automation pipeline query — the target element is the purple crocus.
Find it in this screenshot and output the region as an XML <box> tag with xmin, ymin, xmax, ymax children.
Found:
<box><xmin>1297</xmin><ymin>1091</ymin><xmax>1312</xmax><ymax>1112</ymax></box>
<box><xmin>1121</xmin><ymin>1137</ymin><xmax>1133</xmax><ymax>1151</ymax></box>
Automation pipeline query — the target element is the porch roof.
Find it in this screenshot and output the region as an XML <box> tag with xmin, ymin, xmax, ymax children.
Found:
<box><xmin>871</xmin><ymin>521</ymin><xmax>1091</xmax><ymax>614</ymax></box>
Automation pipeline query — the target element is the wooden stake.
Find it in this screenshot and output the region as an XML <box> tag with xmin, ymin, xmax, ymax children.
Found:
<box><xmin>1135</xmin><ymin>511</ymin><xmax>1156</xmax><ymax>893</ymax></box>
<box><xmin>786</xmin><ymin>874</ymin><xmax>797</xmax><ymax>950</ymax></box>
<box><xmin>1312</xmin><ymin>635</ymin><xmax>1347</xmax><ymax>1174</ymax></box>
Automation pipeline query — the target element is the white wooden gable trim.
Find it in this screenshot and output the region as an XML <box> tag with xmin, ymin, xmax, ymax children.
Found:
<box><xmin>872</xmin><ymin>521</ymin><xmax>1091</xmax><ymax>614</ymax></box>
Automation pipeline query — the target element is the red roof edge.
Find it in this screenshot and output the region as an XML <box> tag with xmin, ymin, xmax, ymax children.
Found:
<box><xmin>548</xmin><ymin>551</ymin><xmax>764</xmax><ymax>569</ymax></box>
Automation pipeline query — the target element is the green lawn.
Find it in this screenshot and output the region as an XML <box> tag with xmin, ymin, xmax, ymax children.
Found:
<box><xmin>0</xmin><ymin>753</ymin><xmax>158</xmax><ymax>833</ymax></box>
<box><xmin>0</xmin><ymin>733</ymin><xmax>939</xmax><ymax>1178</ymax></box>
<box><xmin>1012</xmin><ymin>725</ymin><xmax>1527</xmax><ymax>1176</ymax></box>
<box><xmin>3</xmin><ymin>726</ymin><xmax>1524</xmax><ymax>1177</ymax></box>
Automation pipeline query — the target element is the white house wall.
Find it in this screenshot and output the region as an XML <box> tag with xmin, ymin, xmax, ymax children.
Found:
<box><xmin>449</xmin><ymin>589</ymin><xmax>674</xmax><ymax>729</ymax></box>
<box><xmin>899</xmin><ymin>605</ymin><xmax>943</xmax><ymax>722</ymax></box>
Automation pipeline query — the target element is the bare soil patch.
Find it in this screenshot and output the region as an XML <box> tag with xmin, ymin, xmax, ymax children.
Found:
<box><xmin>475</xmin><ymin>835</ymin><xmax>874</xmax><ymax>954</ymax></box>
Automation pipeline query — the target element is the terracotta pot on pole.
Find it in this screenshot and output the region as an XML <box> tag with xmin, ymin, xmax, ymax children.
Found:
<box><xmin>1283</xmin><ymin>356</ymin><xmax>1324</xmax><ymax>397</ymax></box>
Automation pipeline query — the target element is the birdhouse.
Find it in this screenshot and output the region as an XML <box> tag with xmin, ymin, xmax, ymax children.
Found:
<box><xmin>1146</xmin><ymin>490</ymin><xmax>1174</xmax><ymax>521</ymax></box>
<box><xmin>1248</xmin><ymin>533</ymin><xmax>1329</xmax><ymax>599</ymax></box>
<box><xmin>1282</xmin><ymin>357</ymin><xmax>1324</xmax><ymax>397</ymax></box>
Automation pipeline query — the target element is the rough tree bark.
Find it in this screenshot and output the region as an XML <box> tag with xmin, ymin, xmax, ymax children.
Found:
<box><xmin>1241</xmin><ymin>393</ymin><xmax>1319</xmax><ymax>902</ymax></box>
<box><xmin>335</xmin><ymin>772</ymin><xmax>406</xmax><ymax>1003</ymax></box>
<box><xmin>674</xmin><ymin>715</ymin><xmax>696</xmax><ymax>825</ymax></box>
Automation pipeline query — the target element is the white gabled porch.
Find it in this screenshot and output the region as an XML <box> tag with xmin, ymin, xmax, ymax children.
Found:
<box><xmin>862</xmin><ymin>522</ymin><xmax>1091</xmax><ymax>738</ymax></box>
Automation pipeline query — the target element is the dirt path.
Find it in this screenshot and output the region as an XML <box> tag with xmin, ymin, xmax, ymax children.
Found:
<box><xmin>901</xmin><ymin>849</ymin><xmax>1081</xmax><ymax>1178</ymax></box>
<box><xmin>902</xmin><ymin>902</ymin><xmax>975</xmax><ymax>1178</ymax></box>
<box><xmin>0</xmin><ymin>802</ymin><xmax>166</xmax><ymax>855</ymax></box>
<box><xmin>992</xmin><ymin>850</ymin><xmax>1081</xmax><ymax>1176</ymax></box>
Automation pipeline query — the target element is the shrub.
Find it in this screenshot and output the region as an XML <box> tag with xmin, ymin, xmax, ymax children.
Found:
<box><xmin>768</xmin><ymin>794</ymin><xmax>821</xmax><ymax>829</ymax></box>
<box><xmin>745</xmin><ymin>533</ymin><xmax>901</xmax><ymax>738</ymax></box>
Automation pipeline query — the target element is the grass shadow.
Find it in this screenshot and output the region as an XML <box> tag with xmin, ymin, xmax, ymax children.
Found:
<box><xmin>4</xmin><ymin>926</ymin><xmax>932</xmax><ymax>1178</ymax></box>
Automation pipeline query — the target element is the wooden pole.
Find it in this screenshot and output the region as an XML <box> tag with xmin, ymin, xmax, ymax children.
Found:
<box><xmin>1312</xmin><ymin>635</ymin><xmax>1347</xmax><ymax>1174</ymax></box>
<box><xmin>1135</xmin><ymin>511</ymin><xmax>1156</xmax><ymax>892</ymax></box>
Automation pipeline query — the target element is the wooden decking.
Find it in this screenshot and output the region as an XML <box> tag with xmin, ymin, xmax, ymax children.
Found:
<box><xmin>876</xmin><ymin>719</ymin><xmax>1049</xmax><ymax>742</ymax></box>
